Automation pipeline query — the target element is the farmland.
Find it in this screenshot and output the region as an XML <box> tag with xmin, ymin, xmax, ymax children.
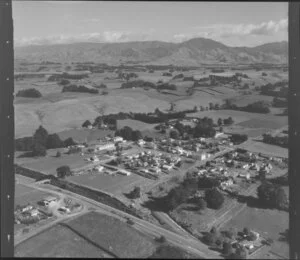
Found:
<box><xmin>14</xmin><ymin>224</ymin><xmax>113</xmax><ymax>258</ymax></box>
<box><xmin>224</xmin><ymin>206</ymin><xmax>289</xmax><ymax>259</ymax></box>
<box><xmin>15</xmin><ymin>184</ymin><xmax>53</xmax><ymax>207</ymax></box>
<box><xmin>65</xmin><ymin>211</ymin><xmax>156</xmax><ymax>258</ymax></box>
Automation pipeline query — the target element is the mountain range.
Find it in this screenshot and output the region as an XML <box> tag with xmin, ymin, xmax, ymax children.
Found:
<box><xmin>14</xmin><ymin>37</ymin><xmax>288</xmax><ymax>65</ymax></box>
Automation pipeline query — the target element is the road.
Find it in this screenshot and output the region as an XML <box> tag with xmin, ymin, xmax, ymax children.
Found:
<box><xmin>16</xmin><ymin>181</ymin><xmax>222</xmax><ymax>259</ymax></box>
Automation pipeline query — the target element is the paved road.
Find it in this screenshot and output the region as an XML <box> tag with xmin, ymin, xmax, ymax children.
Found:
<box><xmin>18</xmin><ymin>181</ymin><xmax>222</xmax><ymax>259</ymax></box>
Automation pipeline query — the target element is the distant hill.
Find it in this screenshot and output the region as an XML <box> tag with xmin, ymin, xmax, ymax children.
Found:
<box><xmin>15</xmin><ymin>37</ymin><xmax>288</xmax><ymax>65</ymax></box>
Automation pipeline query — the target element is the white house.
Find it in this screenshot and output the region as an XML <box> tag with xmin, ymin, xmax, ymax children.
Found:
<box><xmin>94</xmin><ymin>165</ymin><xmax>104</xmax><ymax>172</ymax></box>
<box><xmin>113</xmin><ymin>136</ymin><xmax>123</xmax><ymax>142</ymax></box>
<box><xmin>95</xmin><ymin>142</ymin><xmax>115</xmax><ymax>151</ymax></box>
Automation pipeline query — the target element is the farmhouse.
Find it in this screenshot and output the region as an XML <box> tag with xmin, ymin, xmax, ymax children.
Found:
<box><xmin>113</xmin><ymin>136</ymin><xmax>123</xmax><ymax>142</ymax></box>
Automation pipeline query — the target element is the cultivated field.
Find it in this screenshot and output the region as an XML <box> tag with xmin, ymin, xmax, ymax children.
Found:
<box><xmin>65</xmin><ymin>211</ymin><xmax>156</xmax><ymax>258</ymax></box>
<box><xmin>14</xmin><ymin>224</ymin><xmax>113</xmax><ymax>258</ymax></box>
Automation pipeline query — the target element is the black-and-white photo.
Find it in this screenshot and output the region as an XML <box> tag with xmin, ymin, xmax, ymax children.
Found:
<box><xmin>1</xmin><ymin>1</ymin><xmax>293</xmax><ymax>258</ymax></box>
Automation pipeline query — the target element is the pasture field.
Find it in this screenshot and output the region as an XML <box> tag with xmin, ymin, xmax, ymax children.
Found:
<box><xmin>225</xmin><ymin>206</ymin><xmax>289</xmax><ymax>259</ymax></box>
<box><xmin>229</xmin><ymin>94</ymin><xmax>274</xmax><ymax>107</ymax></box>
<box><xmin>65</xmin><ymin>211</ymin><xmax>156</xmax><ymax>258</ymax></box>
<box><xmin>68</xmin><ymin>172</ymin><xmax>152</xmax><ymax>196</ymax></box>
<box><xmin>117</xmin><ymin>119</ymin><xmax>157</xmax><ymax>131</ymax></box>
<box><xmin>239</xmin><ymin>140</ymin><xmax>288</xmax><ymax>158</ymax></box>
<box><xmin>16</xmin><ymin>152</ymin><xmax>89</xmax><ymax>176</ymax></box>
<box><xmin>57</xmin><ymin>128</ymin><xmax>114</xmax><ymax>143</ymax></box>
<box><xmin>15</xmin><ymin>183</ymin><xmax>54</xmax><ymax>207</ymax></box>
<box><xmin>14</xmin><ymin>224</ymin><xmax>113</xmax><ymax>258</ymax></box>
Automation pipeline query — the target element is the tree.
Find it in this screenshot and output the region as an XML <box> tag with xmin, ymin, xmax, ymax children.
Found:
<box><xmin>132</xmin><ymin>130</ymin><xmax>143</xmax><ymax>141</ymax></box>
<box><xmin>82</xmin><ymin>120</ymin><xmax>92</xmax><ymax>128</ymax></box>
<box><xmin>193</xmin><ymin>105</ymin><xmax>199</xmax><ymax>112</ymax></box>
<box><xmin>56</xmin><ymin>151</ymin><xmax>61</xmax><ymax>158</ymax></box>
<box><xmin>209</xmin><ymin>102</ymin><xmax>214</xmax><ymax>110</ymax></box>
<box><xmin>243</xmin><ymin>227</ymin><xmax>250</xmax><ymax>236</ymax></box>
<box><xmin>222</xmin><ymin>241</ymin><xmax>234</xmax><ymax>256</ymax></box>
<box><xmin>196</xmin><ymin>198</ymin><xmax>207</xmax><ymax>211</ymax></box>
<box><xmin>64</xmin><ymin>137</ymin><xmax>77</xmax><ymax>147</ymax></box>
<box><xmin>31</xmin><ymin>142</ymin><xmax>47</xmax><ymax>157</ymax></box>
<box><xmin>217</xmin><ymin>118</ymin><xmax>223</xmax><ymax>126</ymax></box>
<box><xmin>16</xmin><ymin>88</ymin><xmax>42</xmax><ymax>98</ymax></box>
<box><xmin>130</xmin><ymin>186</ymin><xmax>141</xmax><ymax>199</ymax></box>
<box><xmin>224</xmin><ymin>227</ymin><xmax>237</xmax><ymax>239</ymax></box>
<box><xmin>210</xmin><ymin>226</ymin><xmax>217</xmax><ymax>234</ymax></box>
<box><xmin>169</xmin><ymin>130</ymin><xmax>179</xmax><ymax>140</ymax></box>
<box><xmin>205</xmin><ymin>188</ymin><xmax>225</xmax><ymax>209</ymax></box>
<box><xmin>56</xmin><ymin>165</ymin><xmax>72</xmax><ymax>179</ymax></box>
<box><xmin>203</xmin><ymin>232</ymin><xmax>217</xmax><ymax>246</ymax></box>
<box><xmin>233</xmin><ymin>246</ymin><xmax>248</xmax><ymax>259</ymax></box>
<box><xmin>156</xmin><ymin>235</ymin><xmax>167</xmax><ymax>243</ymax></box>
<box><xmin>33</xmin><ymin>125</ymin><xmax>49</xmax><ymax>147</ymax></box>
<box><xmin>46</xmin><ymin>134</ymin><xmax>64</xmax><ymax>149</ymax></box>
<box><xmin>248</xmin><ymin>231</ymin><xmax>257</xmax><ymax>241</ymax></box>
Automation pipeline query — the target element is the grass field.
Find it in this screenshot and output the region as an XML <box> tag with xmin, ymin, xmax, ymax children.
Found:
<box><xmin>16</xmin><ymin>153</ymin><xmax>89</xmax><ymax>176</ymax></box>
<box><xmin>57</xmin><ymin>128</ymin><xmax>114</xmax><ymax>143</ymax></box>
<box><xmin>117</xmin><ymin>119</ymin><xmax>156</xmax><ymax>131</ymax></box>
<box><xmin>65</xmin><ymin>211</ymin><xmax>156</xmax><ymax>258</ymax></box>
<box><xmin>225</xmin><ymin>206</ymin><xmax>289</xmax><ymax>259</ymax></box>
<box><xmin>68</xmin><ymin>172</ymin><xmax>152</xmax><ymax>195</ymax></box>
<box><xmin>239</xmin><ymin>140</ymin><xmax>288</xmax><ymax>158</ymax></box>
<box><xmin>14</xmin><ymin>224</ymin><xmax>113</xmax><ymax>258</ymax></box>
<box><xmin>15</xmin><ymin>184</ymin><xmax>54</xmax><ymax>207</ymax></box>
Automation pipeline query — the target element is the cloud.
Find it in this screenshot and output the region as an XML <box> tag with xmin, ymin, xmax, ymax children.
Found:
<box><xmin>173</xmin><ymin>18</ymin><xmax>288</xmax><ymax>43</ymax></box>
<box><xmin>15</xmin><ymin>30</ymin><xmax>156</xmax><ymax>47</ymax></box>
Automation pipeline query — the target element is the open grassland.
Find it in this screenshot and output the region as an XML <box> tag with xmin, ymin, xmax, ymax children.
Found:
<box><xmin>15</xmin><ymin>184</ymin><xmax>54</xmax><ymax>207</ymax></box>
<box><xmin>225</xmin><ymin>205</ymin><xmax>289</xmax><ymax>259</ymax></box>
<box><xmin>65</xmin><ymin>211</ymin><xmax>156</xmax><ymax>258</ymax></box>
<box><xmin>68</xmin><ymin>172</ymin><xmax>152</xmax><ymax>196</ymax></box>
<box><xmin>14</xmin><ymin>224</ymin><xmax>113</xmax><ymax>258</ymax></box>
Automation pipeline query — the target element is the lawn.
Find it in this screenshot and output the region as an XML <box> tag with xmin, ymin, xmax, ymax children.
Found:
<box><xmin>14</xmin><ymin>224</ymin><xmax>113</xmax><ymax>258</ymax></box>
<box><xmin>224</xmin><ymin>205</ymin><xmax>289</xmax><ymax>259</ymax></box>
<box><xmin>68</xmin><ymin>172</ymin><xmax>150</xmax><ymax>195</ymax></box>
<box><xmin>65</xmin><ymin>211</ymin><xmax>156</xmax><ymax>258</ymax></box>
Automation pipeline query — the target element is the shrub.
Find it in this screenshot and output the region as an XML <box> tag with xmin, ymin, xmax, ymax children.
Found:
<box><xmin>130</xmin><ymin>186</ymin><xmax>141</xmax><ymax>199</ymax></box>
<box><xmin>94</xmin><ymin>83</ymin><xmax>107</xmax><ymax>89</ymax></box>
<box><xmin>243</xmin><ymin>227</ymin><xmax>250</xmax><ymax>236</ymax></box>
<box><xmin>56</xmin><ymin>151</ymin><xmax>61</xmax><ymax>158</ymax></box>
<box><xmin>16</xmin><ymin>88</ymin><xmax>42</xmax><ymax>98</ymax></box>
<box><xmin>156</xmin><ymin>235</ymin><xmax>167</xmax><ymax>243</ymax></box>
<box><xmin>64</xmin><ymin>137</ymin><xmax>77</xmax><ymax>147</ymax></box>
<box><xmin>205</xmin><ymin>188</ymin><xmax>225</xmax><ymax>209</ymax></box>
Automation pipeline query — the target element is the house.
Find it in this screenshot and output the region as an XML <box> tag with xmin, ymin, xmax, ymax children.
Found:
<box><xmin>40</xmin><ymin>196</ymin><xmax>58</xmax><ymax>206</ymax></box>
<box><xmin>215</xmin><ymin>132</ymin><xmax>224</xmax><ymax>138</ymax></box>
<box><xmin>58</xmin><ymin>206</ymin><xmax>71</xmax><ymax>213</ymax></box>
<box><xmin>162</xmin><ymin>164</ymin><xmax>173</xmax><ymax>170</ymax></box>
<box><xmin>118</xmin><ymin>170</ymin><xmax>131</xmax><ymax>176</ymax></box>
<box><xmin>138</xmin><ymin>139</ymin><xmax>146</xmax><ymax>146</ymax></box>
<box><xmin>22</xmin><ymin>205</ymin><xmax>33</xmax><ymax>213</ymax></box>
<box><xmin>239</xmin><ymin>173</ymin><xmax>250</xmax><ymax>180</ymax></box>
<box><xmin>242</xmin><ymin>164</ymin><xmax>250</xmax><ymax>170</ymax></box>
<box><xmin>30</xmin><ymin>209</ymin><xmax>40</xmax><ymax>217</ymax></box>
<box><xmin>113</xmin><ymin>136</ymin><xmax>123</xmax><ymax>142</ymax></box>
<box><xmin>94</xmin><ymin>165</ymin><xmax>104</xmax><ymax>172</ymax></box>
<box><xmin>95</xmin><ymin>142</ymin><xmax>115</xmax><ymax>151</ymax></box>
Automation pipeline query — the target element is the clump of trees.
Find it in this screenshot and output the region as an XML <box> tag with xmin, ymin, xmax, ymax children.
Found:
<box><xmin>172</xmin><ymin>74</ymin><xmax>184</xmax><ymax>80</ymax></box>
<box><xmin>230</xmin><ymin>134</ymin><xmax>248</xmax><ymax>145</ymax></box>
<box><xmin>262</xmin><ymin>133</ymin><xmax>288</xmax><ymax>148</ymax></box>
<box><xmin>162</xmin><ymin>72</ymin><xmax>172</xmax><ymax>77</ymax></box>
<box><xmin>15</xmin><ymin>126</ymin><xmax>77</xmax><ymax>157</ymax></box>
<box><xmin>223</xmin><ymin>99</ymin><xmax>271</xmax><ymax>114</ymax></box>
<box><xmin>115</xmin><ymin>126</ymin><xmax>142</xmax><ymax>141</ymax></box>
<box><xmin>58</xmin><ymin>79</ymin><xmax>70</xmax><ymax>85</ymax></box>
<box><xmin>56</xmin><ymin>165</ymin><xmax>72</xmax><ymax>179</ymax></box>
<box><xmin>257</xmin><ymin>181</ymin><xmax>288</xmax><ymax>210</ymax></box>
<box><xmin>128</xmin><ymin>186</ymin><xmax>141</xmax><ymax>199</ymax></box>
<box><xmin>204</xmin><ymin>188</ymin><xmax>225</xmax><ymax>209</ymax></box>
<box><xmin>62</xmin><ymin>84</ymin><xmax>99</xmax><ymax>94</ymax></box>
<box><xmin>272</xmin><ymin>97</ymin><xmax>288</xmax><ymax>108</ymax></box>
<box><xmin>16</xmin><ymin>88</ymin><xmax>42</xmax><ymax>98</ymax></box>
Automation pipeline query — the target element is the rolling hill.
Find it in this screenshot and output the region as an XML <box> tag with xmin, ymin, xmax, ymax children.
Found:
<box><xmin>15</xmin><ymin>38</ymin><xmax>288</xmax><ymax>65</ymax></box>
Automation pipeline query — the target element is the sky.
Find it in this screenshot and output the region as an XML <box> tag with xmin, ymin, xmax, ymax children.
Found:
<box><xmin>12</xmin><ymin>1</ymin><xmax>288</xmax><ymax>47</ymax></box>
